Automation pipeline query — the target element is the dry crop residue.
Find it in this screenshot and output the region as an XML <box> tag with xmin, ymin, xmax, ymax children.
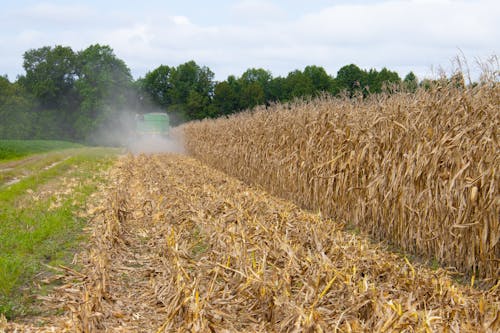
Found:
<box><xmin>5</xmin><ymin>154</ymin><xmax>498</xmax><ymax>332</ymax></box>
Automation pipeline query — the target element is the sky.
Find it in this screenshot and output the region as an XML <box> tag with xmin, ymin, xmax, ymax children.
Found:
<box><xmin>0</xmin><ymin>0</ymin><xmax>498</xmax><ymax>81</ymax></box>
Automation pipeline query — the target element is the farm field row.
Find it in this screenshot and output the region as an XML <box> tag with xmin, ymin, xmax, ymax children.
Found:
<box><xmin>5</xmin><ymin>153</ymin><xmax>498</xmax><ymax>331</ymax></box>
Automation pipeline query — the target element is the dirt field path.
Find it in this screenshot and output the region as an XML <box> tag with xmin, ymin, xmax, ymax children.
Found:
<box><xmin>0</xmin><ymin>150</ymin><xmax>80</xmax><ymax>187</ymax></box>
<box><xmin>3</xmin><ymin>154</ymin><xmax>499</xmax><ymax>332</ymax></box>
<box><xmin>0</xmin><ymin>154</ymin><xmax>44</xmax><ymax>170</ymax></box>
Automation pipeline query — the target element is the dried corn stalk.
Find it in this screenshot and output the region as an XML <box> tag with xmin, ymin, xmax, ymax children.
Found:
<box><xmin>181</xmin><ymin>81</ymin><xmax>500</xmax><ymax>281</ymax></box>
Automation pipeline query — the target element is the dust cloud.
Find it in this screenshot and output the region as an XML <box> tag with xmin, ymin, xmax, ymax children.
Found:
<box><xmin>127</xmin><ymin>136</ymin><xmax>185</xmax><ymax>154</ymax></box>
<box><xmin>88</xmin><ymin>109</ymin><xmax>185</xmax><ymax>154</ymax></box>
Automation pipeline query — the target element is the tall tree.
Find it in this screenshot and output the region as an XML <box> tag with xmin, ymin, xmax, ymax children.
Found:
<box><xmin>268</xmin><ymin>76</ymin><xmax>287</xmax><ymax>102</ymax></box>
<box><xmin>18</xmin><ymin>45</ymin><xmax>79</xmax><ymax>138</ymax></box>
<box><xmin>240</xmin><ymin>82</ymin><xmax>265</xmax><ymax>109</ymax></box>
<box><xmin>170</xmin><ymin>61</ymin><xmax>214</xmax><ymax>106</ymax></box>
<box><xmin>240</xmin><ymin>68</ymin><xmax>273</xmax><ymax>100</ymax></box>
<box><xmin>240</xmin><ymin>68</ymin><xmax>272</xmax><ymax>85</ymax></box>
<box><xmin>303</xmin><ymin>65</ymin><xmax>333</xmax><ymax>94</ymax></box>
<box><xmin>377</xmin><ymin>67</ymin><xmax>401</xmax><ymax>91</ymax></box>
<box><xmin>336</xmin><ymin>64</ymin><xmax>367</xmax><ymax>97</ymax></box>
<box><xmin>403</xmin><ymin>72</ymin><xmax>419</xmax><ymax>92</ymax></box>
<box><xmin>74</xmin><ymin>44</ymin><xmax>133</xmax><ymax>140</ymax></box>
<box><xmin>0</xmin><ymin>76</ymin><xmax>35</xmax><ymax>139</ymax></box>
<box><xmin>142</xmin><ymin>65</ymin><xmax>174</xmax><ymax>108</ymax></box>
<box><xmin>213</xmin><ymin>79</ymin><xmax>240</xmax><ymax>115</ymax></box>
<box><xmin>141</xmin><ymin>61</ymin><xmax>215</xmax><ymax>121</ymax></box>
<box><xmin>20</xmin><ymin>45</ymin><xmax>77</xmax><ymax>109</ymax></box>
<box><xmin>284</xmin><ymin>70</ymin><xmax>314</xmax><ymax>99</ymax></box>
<box><xmin>366</xmin><ymin>67</ymin><xmax>401</xmax><ymax>93</ymax></box>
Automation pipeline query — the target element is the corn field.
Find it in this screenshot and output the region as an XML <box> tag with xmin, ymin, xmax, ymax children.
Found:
<box><xmin>182</xmin><ymin>82</ymin><xmax>499</xmax><ymax>281</ymax></box>
<box><xmin>5</xmin><ymin>154</ymin><xmax>498</xmax><ymax>331</ymax></box>
<box><xmin>2</xmin><ymin>80</ymin><xmax>499</xmax><ymax>332</ymax></box>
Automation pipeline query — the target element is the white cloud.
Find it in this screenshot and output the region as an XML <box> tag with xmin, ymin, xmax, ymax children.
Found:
<box><xmin>171</xmin><ymin>16</ymin><xmax>191</xmax><ymax>26</ymax></box>
<box><xmin>295</xmin><ymin>0</ymin><xmax>498</xmax><ymax>47</ymax></box>
<box><xmin>0</xmin><ymin>0</ymin><xmax>498</xmax><ymax>81</ymax></box>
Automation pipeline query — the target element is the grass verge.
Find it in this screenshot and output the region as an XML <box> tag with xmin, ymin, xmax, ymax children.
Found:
<box><xmin>0</xmin><ymin>147</ymin><xmax>119</xmax><ymax>319</ymax></box>
<box><xmin>0</xmin><ymin>140</ymin><xmax>83</xmax><ymax>161</ymax></box>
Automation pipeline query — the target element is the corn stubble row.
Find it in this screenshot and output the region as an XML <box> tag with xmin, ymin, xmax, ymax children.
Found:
<box><xmin>181</xmin><ymin>82</ymin><xmax>499</xmax><ymax>281</ymax></box>
<box><xmin>47</xmin><ymin>154</ymin><xmax>498</xmax><ymax>331</ymax></box>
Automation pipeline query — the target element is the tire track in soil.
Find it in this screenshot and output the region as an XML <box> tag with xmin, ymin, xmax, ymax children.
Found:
<box><xmin>2</xmin><ymin>158</ymin><xmax>70</xmax><ymax>187</ymax></box>
<box><xmin>0</xmin><ymin>152</ymin><xmax>75</xmax><ymax>188</ymax></box>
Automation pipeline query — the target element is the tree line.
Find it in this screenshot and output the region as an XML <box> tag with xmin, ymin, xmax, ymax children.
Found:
<box><xmin>1</xmin><ymin>44</ymin><xmax>426</xmax><ymax>143</ymax></box>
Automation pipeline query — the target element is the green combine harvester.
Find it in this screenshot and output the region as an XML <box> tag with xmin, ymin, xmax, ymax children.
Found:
<box><xmin>135</xmin><ymin>112</ymin><xmax>170</xmax><ymax>137</ymax></box>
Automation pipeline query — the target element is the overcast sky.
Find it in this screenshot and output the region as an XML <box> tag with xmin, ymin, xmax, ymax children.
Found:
<box><xmin>0</xmin><ymin>0</ymin><xmax>498</xmax><ymax>81</ymax></box>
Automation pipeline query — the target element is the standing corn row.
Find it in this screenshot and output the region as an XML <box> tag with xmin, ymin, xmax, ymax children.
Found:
<box><xmin>181</xmin><ymin>82</ymin><xmax>499</xmax><ymax>280</ymax></box>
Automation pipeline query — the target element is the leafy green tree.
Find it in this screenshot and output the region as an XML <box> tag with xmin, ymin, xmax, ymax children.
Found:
<box><xmin>14</xmin><ymin>44</ymin><xmax>135</xmax><ymax>141</ymax></box>
<box><xmin>366</xmin><ymin>68</ymin><xmax>380</xmax><ymax>93</ymax></box>
<box><xmin>377</xmin><ymin>67</ymin><xmax>401</xmax><ymax>91</ymax></box>
<box><xmin>18</xmin><ymin>45</ymin><xmax>80</xmax><ymax>139</ymax></box>
<box><xmin>73</xmin><ymin>44</ymin><xmax>133</xmax><ymax>140</ymax></box>
<box><xmin>336</xmin><ymin>64</ymin><xmax>367</xmax><ymax>97</ymax></box>
<box><xmin>366</xmin><ymin>67</ymin><xmax>401</xmax><ymax>93</ymax></box>
<box><xmin>403</xmin><ymin>72</ymin><xmax>419</xmax><ymax>92</ymax></box>
<box><xmin>19</xmin><ymin>45</ymin><xmax>77</xmax><ymax>109</ymax></box>
<box><xmin>330</xmin><ymin>77</ymin><xmax>341</xmax><ymax>96</ymax></box>
<box><xmin>303</xmin><ymin>65</ymin><xmax>333</xmax><ymax>94</ymax></box>
<box><xmin>0</xmin><ymin>76</ymin><xmax>36</xmax><ymax>139</ymax></box>
<box><xmin>213</xmin><ymin>79</ymin><xmax>240</xmax><ymax>115</ymax></box>
<box><xmin>0</xmin><ymin>75</ymin><xmax>14</xmax><ymax>106</ymax></box>
<box><xmin>240</xmin><ymin>68</ymin><xmax>272</xmax><ymax>100</ymax></box>
<box><xmin>268</xmin><ymin>76</ymin><xmax>287</xmax><ymax>102</ymax></box>
<box><xmin>170</xmin><ymin>61</ymin><xmax>214</xmax><ymax>106</ymax></box>
<box><xmin>187</xmin><ymin>90</ymin><xmax>214</xmax><ymax>119</ymax></box>
<box><xmin>240</xmin><ymin>68</ymin><xmax>272</xmax><ymax>85</ymax></box>
<box><xmin>284</xmin><ymin>70</ymin><xmax>314</xmax><ymax>99</ymax></box>
<box><xmin>142</xmin><ymin>65</ymin><xmax>174</xmax><ymax>107</ymax></box>
<box><xmin>240</xmin><ymin>82</ymin><xmax>265</xmax><ymax>109</ymax></box>
<box><xmin>141</xmin><ymin>61</ymin><xmax>215</xmax><ymax>121</ymax></box>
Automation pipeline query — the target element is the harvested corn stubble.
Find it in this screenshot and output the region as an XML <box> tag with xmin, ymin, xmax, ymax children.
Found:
<box><xmin>7</xmin><ymin>154</ymin><xmax>497</xmax><ymax>332</ymax></box>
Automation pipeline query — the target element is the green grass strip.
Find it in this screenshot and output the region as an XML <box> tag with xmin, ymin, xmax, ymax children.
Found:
<box><xmin>0</xmin><ymin>148</ymin><xmax>118</xmax><ymax>318</ymax></box>
<box><xmin>0</xmin><ymin>140</ymin><xmax>83</xmax><ymax>161</ymax></box>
